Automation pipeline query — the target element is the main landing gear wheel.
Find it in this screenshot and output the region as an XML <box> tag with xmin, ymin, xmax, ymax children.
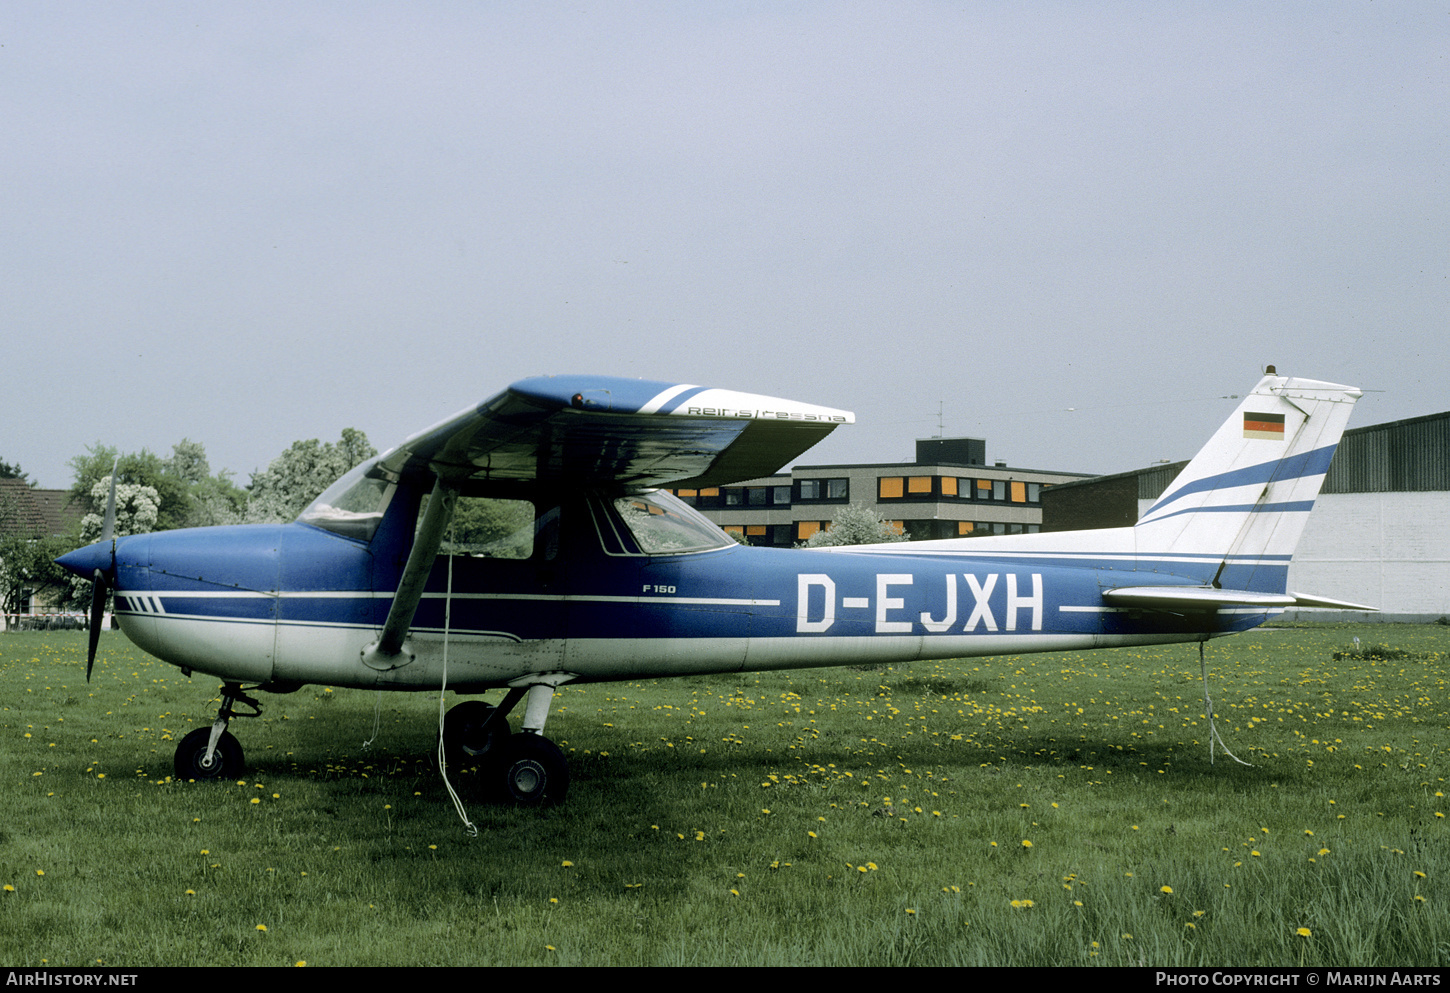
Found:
<box><xmin>442</xmin><ymin>700</ymin><xmax>507</xmax><ymax>770</ymax></box>
<box><xmin>499</xmin><ymin>733</ymin><xmax>568</xmax><ymax>806</ymax></box>
<box><xmin>174</xmin><ymin>727</ymin><xmax>245</xmax><ymax>780</ymax></box>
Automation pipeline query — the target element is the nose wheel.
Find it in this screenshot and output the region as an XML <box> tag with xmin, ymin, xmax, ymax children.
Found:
<box><xmin>174</xmin><ymin>727</ymin><xmax>244</xmax><ymax>780</ymax></box>
<box><xmin>174</xmin><ymin>683</ymin><xmax>262</xmax><ymax>781</ymax></box>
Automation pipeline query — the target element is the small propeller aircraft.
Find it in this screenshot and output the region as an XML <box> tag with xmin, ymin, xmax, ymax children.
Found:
<box><xmin>57</xmin><ymin>369</ymin><xmax>1371</xmax><ymax>804</ymax></box>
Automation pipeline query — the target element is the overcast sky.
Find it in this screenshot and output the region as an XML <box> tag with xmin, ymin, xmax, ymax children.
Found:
<box><xmin>5</xmin><ymin>2</ymin><xmax>1445</xmax><ymax>491</ymax></box>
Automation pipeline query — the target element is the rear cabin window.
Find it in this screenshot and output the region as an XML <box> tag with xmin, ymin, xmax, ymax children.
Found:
<box><xmin>612</xmin><ymin>490</ymin><xmax>733</xmax><ymax>554</ymax></box>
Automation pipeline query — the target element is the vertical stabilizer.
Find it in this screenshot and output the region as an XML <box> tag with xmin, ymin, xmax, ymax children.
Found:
<box><xmin>1133</xmin><ymin>372</ymin><xmax>1361</xmax><ymax>592</ymax></box>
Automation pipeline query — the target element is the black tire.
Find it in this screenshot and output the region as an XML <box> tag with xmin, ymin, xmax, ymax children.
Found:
<box><xmin>174</xmin><ymin>727</ymin><xmax>245</xmax><ymax>781</ymax></box>
<box><xmin>442</xmin><ymin>700</ymin><xmax>507</xmax><ymax>770</ymax></box>
<box><xmin>498</xmin><ymin>733</ymin><xmax>568</xmax><ymax>806</ymax></box>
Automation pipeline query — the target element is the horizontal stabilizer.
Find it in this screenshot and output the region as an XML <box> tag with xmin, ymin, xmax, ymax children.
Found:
<box><xmin>1104</xmin><ymin>586</ymin><xmax>1378</xmax><ymax>611</ymax></box>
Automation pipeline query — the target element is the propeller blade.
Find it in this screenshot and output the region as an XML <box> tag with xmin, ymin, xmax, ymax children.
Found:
<box><xmin>86</xmin><ymin>465</ymin><xmax>119</xmax><ymax>682</ymax></box>
<box><xmin>86</xmin><ymin>568</ymin><xmax>109</xmax><ymax>682</ymax></box>
<box><xmin>101</xmin><ymin>462</ymin><xmax>117</xmax><ymax>545</ymax></box>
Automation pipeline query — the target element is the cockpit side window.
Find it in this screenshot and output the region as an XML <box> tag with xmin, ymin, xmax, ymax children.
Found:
<box><xmin>417</xmin><ymin>493</ymin><xmax>560</xmax><ymax>561</ymax></box>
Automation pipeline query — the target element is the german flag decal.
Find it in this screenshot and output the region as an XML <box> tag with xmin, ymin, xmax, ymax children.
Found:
<box><xmin>1244</xmin><ymin>411</ymin><xmax>1286</xmax><ymax>440</ymax></box>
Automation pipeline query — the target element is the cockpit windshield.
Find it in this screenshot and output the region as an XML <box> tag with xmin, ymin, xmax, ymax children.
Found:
<box><xmin>297</xmin><ymin>459</ymin><xmax>397</xmax><ymax>542</ymax></box>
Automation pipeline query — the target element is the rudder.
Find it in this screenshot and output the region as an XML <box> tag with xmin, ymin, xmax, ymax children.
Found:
<box><xmin>1133</xmin><ymin>371</ymin><xmax>1361</xmax><ymax>592</ymax></box>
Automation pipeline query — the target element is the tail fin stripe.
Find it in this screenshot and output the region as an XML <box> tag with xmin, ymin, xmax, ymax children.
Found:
<box><xmin>1141</xmin><ymin>443</ymin><xmax>1337</xmax><ymax>522</ymax></box>
<box><xmin>1140</xmin><ymin>499</ymin><xmax>1317</xmax><ymax>526</ymax></box>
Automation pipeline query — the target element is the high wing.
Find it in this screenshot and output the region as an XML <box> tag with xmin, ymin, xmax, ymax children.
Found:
<box><xmin>372</xmin><ymin>375</ymin><xmax>855</xmax><ymax>488</ymax></box>
<box><xmin>360</xmin><ymin>375</ymin><xmax>853</xmax><ymax>667</ymax></box>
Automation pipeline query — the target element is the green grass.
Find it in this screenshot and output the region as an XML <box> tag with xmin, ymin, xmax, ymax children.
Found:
<box><xmin>2</xmin><ymin>624</ymin><xmax>1448</xmax><ymax>966</ymax></box>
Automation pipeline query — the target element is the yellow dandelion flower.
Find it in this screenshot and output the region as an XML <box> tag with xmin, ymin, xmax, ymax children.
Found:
<box><xmin>1296</xmin><ymin>928</ymin><xmax>1312</xmax><ymax>937</ymax></box>
<box><xmin>1160</xmin><ymin>885</ymin><xmax>1173</xmax><ymax>894</ymax></box>
<box><xmin>3</xmin><ymin>885</ymin><xmax>14</xmax><ymax>893</ymax></box>
<box><xmin>256</xmin><ymin>925</ymin><xmax>267</xmax><ymax>932</ymax></box>
<box><xmin>1021</xmin><ymin>839</ymin><xmax>1032</xmax><ymax>848</ymax></box>
<box><xmin>561</xmin><ymin>861</ymin><xmax>573</xmax><ymax>867</ymax></box>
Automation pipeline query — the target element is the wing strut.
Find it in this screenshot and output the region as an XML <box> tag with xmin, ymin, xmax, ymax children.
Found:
<box><xmin>361</xmin><ymin>474</ymin><xmax>458</xmax><ymax>670</ymax></box>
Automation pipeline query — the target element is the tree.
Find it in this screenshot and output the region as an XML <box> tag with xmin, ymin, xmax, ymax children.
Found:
<box><xmin>0</xmin><ymin>480</ymin><xmax>75</xmax><ymax>614</ymax></box>
<box><xmin>0</xmin><ymin>529</ymin><xmax>73</xmax><ymax>616</ymax></box>
<box><xmin>67</xmin><ymin>440</ymin><xmax>246</xmax><ymax>532</ymax></box>
<box><xmin>0</xmin><ymin>459</ymin><xmax>30</xmax><ymax>484</ymax></box>
<box><xmin>244</xmin><ymin>428</ymin><xmax>377</xmax><ymax>524</ymax></box>
<box><xmin>798</xmin><ymin>502</ymin><xmax>908</xmax><ymax>548</ymax></box>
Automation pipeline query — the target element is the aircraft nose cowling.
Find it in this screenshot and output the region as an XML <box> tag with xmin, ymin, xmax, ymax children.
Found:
<box><xmin>55</xmin><ymin>541</ymin><xmax>113</xmax><ymax>578</ymax></box>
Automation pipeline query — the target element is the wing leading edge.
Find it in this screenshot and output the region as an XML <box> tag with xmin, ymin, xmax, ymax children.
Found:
<box><xmin>376</xmin><ymin>375</ymin><xmax>854</xmax><ymax>488</ymax></box>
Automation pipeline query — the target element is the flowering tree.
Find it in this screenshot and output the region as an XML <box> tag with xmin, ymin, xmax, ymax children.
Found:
<box><xmin>798</xmin><ymin>502</ymin><xmax>907</xmax><ymax>547</ymax></box>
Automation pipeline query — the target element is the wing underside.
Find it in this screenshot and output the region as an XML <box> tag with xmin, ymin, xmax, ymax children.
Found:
<box><xmin>377</xmin><ymin>375</ymin><xmax>854</xmax><ymax>488</ymax></box>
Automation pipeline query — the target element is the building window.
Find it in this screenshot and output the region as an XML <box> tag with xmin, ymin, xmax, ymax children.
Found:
<box><xmin>940</xmin><ymin>476</ymin><xmax>958</xmax><ymax>497</ymax></box>
<box><xmin>797</xmin><ymin>521</ymin><xmax>824</xmax><ymax>541</ymax></box>
<box><xmin>799</xmin><ymin>478</ymin><xmax>849</xmax><ymax>502</ymax></box>
<box><xmin>881</xmin><ymin>476</ymin><xmax>939</xmax><ymax>500</ymax></box>
<box><xmin>957</xmin><ymin>521</ymin><xmax>974</xmax><ymax>536</ymax></box>
<box><xmin>1011</xmin><ymin>481</ymin><xmax>1027</xmax><ymax>503</ymax></box>
<box><xmin>772</xmin><ymin>486</ymin><xmax>792</xmax><ymax>505</ymax></box>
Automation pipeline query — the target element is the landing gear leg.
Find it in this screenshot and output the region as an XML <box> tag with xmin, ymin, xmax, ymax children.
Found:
<box><xmin>174</xmin><ymin>683</ymin><xmax>262</xmax><ymax>781</ymax></box>
<box><xmin>495</xmin><ymin>676</ymin><xmax>572</xmax><ymax>805</ymax></box>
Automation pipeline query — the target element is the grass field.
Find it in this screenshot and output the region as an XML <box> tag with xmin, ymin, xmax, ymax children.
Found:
<box><xmin>2</xmin><ymin>623</ymin><xmax>1448</xmax><ymax>967</ymax></box>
